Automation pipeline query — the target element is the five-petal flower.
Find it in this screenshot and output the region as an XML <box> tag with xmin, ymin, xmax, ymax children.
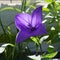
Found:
<box><xmin>15</xmin><ymin>6</ymin><xmax>47</xmax><ymax>43</ymax></box>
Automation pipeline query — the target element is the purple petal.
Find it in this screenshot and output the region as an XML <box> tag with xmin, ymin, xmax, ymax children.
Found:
<box><xmin>31</xmin><ymin>6</ymin><xmax>43</xmax><ymax>27</ymax></box>
<box><xmin>15</xmin><ymin>13</ymin><xmax>31</xmax><ymax>30</ymax></box>
<box><xmin>33</xmin><ymin>24</ymin><xmax>47</xmax><ymax>36</ymax></box>
<box><xmin>16</xmin><ymin>30</ymin><xmax>32</xmax><ymax>43</ymax></box>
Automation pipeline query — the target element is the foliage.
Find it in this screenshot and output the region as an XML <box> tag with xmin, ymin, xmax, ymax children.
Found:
<box><xmin>0</xmin><ymin>0</ymin><xmax>60</xmax><ymax>60</ymax></box>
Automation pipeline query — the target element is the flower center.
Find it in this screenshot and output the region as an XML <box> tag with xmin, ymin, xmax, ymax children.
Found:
<box><xmin>28</xmin><ymin>24</ymin><xmax>36</xmax><ymax>31</ymax></box>
<box><xmin>31</xmin><ymin>27</ymin><xmax>36</xmax><ymax>31</ymax></box>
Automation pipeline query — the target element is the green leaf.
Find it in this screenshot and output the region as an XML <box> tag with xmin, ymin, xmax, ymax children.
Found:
<box><xmin>43</xmin><ymin>8</ymin><xmax>50</xmax><ymax>12</ymax></box>
<box><xmin>0</xmin><ymin>7</ymin><xmax>14</xmax><ymax>12</ymax></box>
<box><xmin>21</xmin><ymin>0</ymin><xmax>26</xmax><ymax>11</ymax></box>
<box><xmin>30</xmin><ymin>37</ymin><xmax>39</xmax><ymax>45</ymax></box>
<box><xmin>48</xmin><ymin>45</ymin><xmax>54</xmax><ymax>53</ymax></box>
<box><xmin>57</xmin><ymin>6</ymin><xmax>60</xmax><ymax>10</ymax></box>
<box><xmin>28</xmin><ymin>55</ymin><xmax>41</xmax><ymax>60</ymax></box>
<box><xmin>45</xmin><ymin>0</ymin><xmax>53</xmax><ymax>3</ymax></box>
<box><xmin>29</xmin><ymin>5</ymin><xmax>36</xmax><ymax>9</ymax></box>
<box><xmin>2</xmin><ymin>43</ymin><xmax>14</xmax><ymax>47</ymax></box>
<box><xmin>0</xmin><ymin>47</ymin><xmax>5</xmax><ymax>54</ymax></box>
<box><xmin>0</xmin><ymin>7</ymin><xmax>21</xmax><ymax>12</ymax></box>
<box><xmin>42</xmin><ymin>52</ymin><xmax>58</xmax><ymax>58</ymax></box>
<box><xmin>40</xmin><ymin>35</ymin><xmax>49</xmax><ymax>44</ymax></box>
<box><xmin>0</xmin><ymin>43</ymin><xmax>14</xmax><ymax>54</ymax></box>
<box><xmin>14</xmin><ymin>8</ymin><xmax>21</xmax><ymax>12</ymax></box>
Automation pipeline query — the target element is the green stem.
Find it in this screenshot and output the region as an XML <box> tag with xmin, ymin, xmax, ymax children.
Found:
<box><xmin>21</xmin><ymin>0</ymin><xmax>26</xmax><ymax>12</ymax></box>
<box><xmin>36</xmin><ymin>43</ymin><xmax>39</xmax><ymax>55</ymax></box>
<box><xmin>0</xmin><ymin>18</ymin><xmax>6</xmax><ymax>34</ymax></box>
<box><xmin>36</xmin><ymin>37</ymin><xmax>43</xmax><ymax>55</ymax></box>
<box><xmin>39</xmin><ymin>43</ymin><xmax>43</xmax><ymax>55</ymax></box>
<box><xmin>12</xmin><ymin>43</ymin><xmax>16</xmax><ymax>60</ymax></box>
<box><xmin>25</xmin><ymin>42</ymin><xmax>31</xmax><ymax>55</ymax></box>
<box><xmin>4</xmin><ymin>49</ymin><xmax>8</xmax><ymax>60</ymax></box>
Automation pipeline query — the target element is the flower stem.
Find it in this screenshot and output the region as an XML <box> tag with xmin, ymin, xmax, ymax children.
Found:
<box><xmin>36</xmin><ymin>37</ymin><xmax>43</xmax><ymax>55</ymax></box>
<box><xmin>36</xmin><ymin>43</ymin><xmax>39</xmax><ymax>55</ymax></box>
<box><xmin>39</xmin><ymin>43</ymin><xmax>43</xmax><ymax>55</ymax></box>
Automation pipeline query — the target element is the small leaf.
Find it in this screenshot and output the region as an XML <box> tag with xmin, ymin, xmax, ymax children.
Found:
<box><xmin>0</xmin><ymin>47</ymin><xmax>5</xmax><ymax>54</ymax></box>
<box><xmin>40</xmin><ymin>35</ymin><xmax>49</xmax><ymax>44</ymax></box>
<box><xmin>42</xmin><ymin>52</ymin><xmax>58</xmax><ymax>58</ymax></box>
<box><xmin>45</xmin><ymin>0</ymin><xmax>53</xmax><ymax>3</ymax></box>
<box><xmin>57</xmin><ymin>6</ymin><xmax>60</xmax><ymax>10</ymax></box>
<box><xmin>48</xmin><ymin>45</ymin><xmax>54</xmax><ymax>53</ymax></box>
<box><xmin>2</xmin><ymin>43</ymin><xmax>14</xmax><ymax>47</ymax></box>
<box><xmin>28</xmin><ymin>55</ymin><xmax>41</xmax><ymax>60</ymax></box>
<box><xmin>30</xmin><ymin>37</ymin><xmax>39</xmax><ymax>45</ymax></box>
<box><xmin>43</xmin><ymin>8</ymin><xmax>50</xmax><ymax>12</ymax></box>
<box><xmin>0</xmin><ymin>43</ymin><xmax>14</xmax><ymax>54</ymax></box>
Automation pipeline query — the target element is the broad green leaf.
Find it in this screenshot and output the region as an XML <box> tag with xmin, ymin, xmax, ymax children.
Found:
<box><xmin>42</xmin><ymin>52</ymin><xmax>58</xmax><ymax>58</ymax></box>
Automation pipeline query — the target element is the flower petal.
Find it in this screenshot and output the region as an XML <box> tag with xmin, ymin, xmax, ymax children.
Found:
<box><xmin>15</xmin><ymin>13</ymin><xmax>31</xmax><ymax>30</ymax></box>
<box><xmin>31</xmin><ymin>6</ymin><xmax>43</xmax><ymax>27</ymax></box>
<box><xmin>16</xmin><ymin>30</ymin><xmax>31</xmax><ymax>43</ymax></box>
<box><xmin>33</xmin><ymin>24</ymin><xmax>47</xmax><ymax>36</ymax></box>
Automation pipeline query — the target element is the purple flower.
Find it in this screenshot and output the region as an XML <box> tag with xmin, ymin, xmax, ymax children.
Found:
<box><xmin>15</xmin><ymin>6</ymin><xmax>47</xmax><ymax>43</ymax></box>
